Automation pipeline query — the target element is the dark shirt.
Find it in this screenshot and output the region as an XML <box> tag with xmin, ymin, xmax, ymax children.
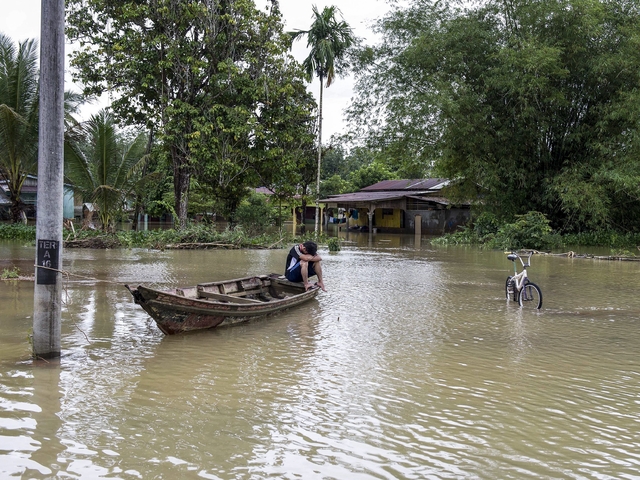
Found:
<box><xmin>285</xmin><ymin>244</ymin><xmax>303</xmax><ymax>274</ymax></box>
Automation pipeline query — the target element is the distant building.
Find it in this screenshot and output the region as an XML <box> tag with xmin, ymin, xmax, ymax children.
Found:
<box><xmin>0</xmin><ymin>175</ymin><xmax>76</xmax><ymax>220</ymax></box>
<box><xmin>319</xmin><ymin>178</ymin><xmax>471</xmax><ymax>234</ymax></box>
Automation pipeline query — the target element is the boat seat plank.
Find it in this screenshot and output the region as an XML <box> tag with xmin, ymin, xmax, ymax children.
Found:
<box><xmin>226</xmin><ymin>288</ymin><xmax>265</xmax><ymax>297</ymax></box>
<box><xmin>198</xmin><ymin>290</ymin><xmax>263</xmax><ymax>304</ymax></box>
<box><xmin>241</xmin><ymin>278</ymin><xmax>263</xmax><ymax>290</ymax></box>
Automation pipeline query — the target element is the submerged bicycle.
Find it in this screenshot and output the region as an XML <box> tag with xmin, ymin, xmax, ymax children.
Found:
<box><xmin>505</xmin><ymin>251</ymin><xmax>543</xmax><ymax>309</ymax></box>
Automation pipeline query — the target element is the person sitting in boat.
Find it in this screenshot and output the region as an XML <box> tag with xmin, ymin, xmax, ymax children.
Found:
<box><xmin>285</xmin><ymin>241</ymin><xmax>326</xmax><ymax>292</ymax></box>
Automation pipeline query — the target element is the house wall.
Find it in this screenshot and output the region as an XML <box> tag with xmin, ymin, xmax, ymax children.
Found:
<box><xmin>63</xmin><ymin>188</ymin><xmax>75</xmax><ymax>219</ymax></box>
<box><xmin>406</xmin><ymin>208</ymin><xmax>470</xmax><ymax>234</ymax></box>
<box><xmin>341</xmin><ymin>206</ymin><xmax>470</xmax><ymax>233</ymax></box>
<box><xmin>375</xmin><ymin>208</ymin><xmax>402</xmax><ymax>228</ymax></box>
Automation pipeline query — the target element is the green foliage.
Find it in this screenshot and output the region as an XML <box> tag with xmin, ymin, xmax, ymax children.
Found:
<box><xmin>290</xmin><ymin>5</ymin><xmax>356</xmax><ymax>221</ymax></box>
<box><xmin>289</xmin><ymin>5</ymin><xmax>356</xmax><ymax>87</ymax></box>
<box><xmin>432</xmin><ymin>211</ymin><xmax>561</xmax><ymax>250</ymax></box>
<box><xmin>561</xmin><ymin>231</ymin><xmax>640</xmax><ymax>249</ymax></box>
<box><xmin>233</xmin><ymin>192</ymin><xmax>278</xmax><ymax>236</ymax></box>
<box><xmin>349</xmin><ymin>0</ymin><xmax>640</xmax><ymax>232</ymax></box>
<box><xmin>489</xmin><ymin>212</ymin><xmax>560</xmax><ymax>251</ymax></box>
<box><xmin>348</xmin><ymin>162</ymin><xmax>398</xmax><ymax>190</ymax></box>
<box><xmin>64</xmin><ymin>110</ymin><xmax>149</xmax><ymax>232</ymax></box>
<box><xmin>472</xmin><ymin>212</ymin><xmax>500</xmax><ymax>240</ymax></box>
<box><xmin>67</xmin><ymin>0</ymin><xmax>316</xmax><ymax>229</ymax></box>
<box><xmin>1</xmin><ymin>266</ymin><xmax>20</xmax><ymax>280</ymax></box>
<box><xmin>327</xmin><ymin>237</ymin><xmax>341</xmax><ymax>252</ymax></box>
<box><xmin>0</xmin><ymin>34</ymin><xmax>84</xmax><ymax>223</ymax></box>
<box><xmin>0</xmin><ymin>34</ymin><xmax>40</xmax><ymax>223</ymax></box>
<box><xmin>320</xmin><ymin>174</ymin><xmax>354</xmax><ymax>198</ymax></box>
<box><xmin>0</xmin><ymin>223</ymin><xmax>36</xmax><ymax>240</ymax></box>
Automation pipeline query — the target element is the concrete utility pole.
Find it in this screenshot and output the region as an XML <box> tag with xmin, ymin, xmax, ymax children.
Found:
<box><xmin>33</xmin><ymin>0</ymin><xmax>65</xmax><ymax>359</ymax></box>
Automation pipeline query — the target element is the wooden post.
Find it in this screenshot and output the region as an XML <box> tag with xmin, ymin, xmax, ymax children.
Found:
<box><xmin>33</xmin><ymin>0</ymin><xmax>65</xmax><ymax>359</ymax></box>
<box><xmin>367</xmin><ymin>206</ymin><xmax>374</xmax><ymax>243</ymax></box>
<box><xmin>292</xmin><ymin>206</ymin><xmax>297</xmax><ymax>235</ymax></box>
<box><xmin>415</xmin><ymin>214</ymin><xmax>422</xmax><ymax>247</ymax></box>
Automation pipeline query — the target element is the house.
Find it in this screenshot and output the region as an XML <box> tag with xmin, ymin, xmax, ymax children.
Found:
<box><xmin>0</xmin><ymin>175</ymin><xmax>76</xmax><ymax>221</ymax></box>
<box><xmin>319</xmin><ymin>179</ymin><xmax>471</xmax><ymax>235</ymax></box>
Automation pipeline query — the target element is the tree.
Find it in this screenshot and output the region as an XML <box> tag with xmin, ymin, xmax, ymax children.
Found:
<box><xmin>67</xmin><ymin>0</ymin><xmax>315</xmax><ymax>230</ymax></box>
<box><xmin>64</xmin><ymin>110</ymin><xmax>149</xmax><ymax>232</ymax></box>
<box><xmin>0</xmin><ymin>34</ymin><xmax>84</xmax><ymax>223</ymax></box>
<box><xmin>0</xmin><ymin>35</ymin><xmax>40</xmax><ymax>223</ymax></box>
<box><xmin>349</xmin><ymin>0</ymin><xmax>640</xmax><ymax>232</ymax></box>
<box><xmin>290</xmin><ymin>5</ymin><xmax>355</xmax><ymax>235</ymax></box>
<box><xmin>349</xmin><ymin>162</ymin><xmax>397</xmax><ymax>191</ymax></box>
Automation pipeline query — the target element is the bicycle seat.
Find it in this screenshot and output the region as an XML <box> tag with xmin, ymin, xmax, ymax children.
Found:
<box><xmin>507</xmin><ymin>253</ymin><xmax>518</xmax><ymax>262</ymax></box>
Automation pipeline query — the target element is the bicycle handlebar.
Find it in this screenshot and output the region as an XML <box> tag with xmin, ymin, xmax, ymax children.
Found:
<box><xmin>506</xmin><ymin>250</ymin><xmax>533</xmax><ymax>267</ymax></box>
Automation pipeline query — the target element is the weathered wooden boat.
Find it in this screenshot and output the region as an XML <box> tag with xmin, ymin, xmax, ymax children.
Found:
<box><xmin>125</xmin><ymin>273</ymin><xmax>320</xmax><ymax>335</ymax></box>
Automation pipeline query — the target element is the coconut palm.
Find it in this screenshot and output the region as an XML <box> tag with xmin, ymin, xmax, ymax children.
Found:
<box><xmin>0</xmin><ymin>34</ymin><xmax>84</xmax><ymax>223</ymax></box>
<box><xmin>290</xmin><ymin>5</ymin><xmax>354</xmax><ymax>235</ymax></box>
<box><xmin>0</xmin><ymin>34</ymin><xmax>39</xmax><ymax>222</ymax></box>
<box><xmin>64</xmin><ymin>109</ymin><xmax>149</xmax><ymax>232</ymax></box>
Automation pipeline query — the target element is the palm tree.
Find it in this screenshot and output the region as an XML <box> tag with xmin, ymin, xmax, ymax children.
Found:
<box><xmin>64</xmin><ymin>109</ymin><xmax>149</xmax><ymax>232</ymax></box>
<box><xmin>0</xmin><ymin>34</ymin><xmax>85</xmax><ymax>223</ymax></box>
<box><xmin>0</xmin><ymin>34</ymin><xmax>39</xmax><ymax>223</ymax></box>
<box><xmin>290</xmin><ymin>5</ymin><xmax>355</xmax><ymax>236</ymax></box>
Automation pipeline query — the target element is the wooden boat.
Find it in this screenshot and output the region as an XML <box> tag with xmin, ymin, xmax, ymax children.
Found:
<box><xmin>125</xmin><ymin>273</ymin><xmax>320</xmax><ymax>335</ymax></box>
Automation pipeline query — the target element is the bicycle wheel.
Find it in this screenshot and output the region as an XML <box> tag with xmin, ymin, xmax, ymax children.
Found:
<box><xmin>505</xmin><ymin>276</ymin><xmax>515</xmax><ymax>301</ymax></box>
<box><xmin>518</xmin><ymin>281</ymin><xmax>542</xmax><ymax>309</ymax></box>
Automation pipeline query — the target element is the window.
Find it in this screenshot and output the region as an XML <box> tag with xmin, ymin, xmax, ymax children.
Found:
<box><xmin>406</xmin><ymin>198</ymin><xmax>436</xmax><ymax>210</ymax></box>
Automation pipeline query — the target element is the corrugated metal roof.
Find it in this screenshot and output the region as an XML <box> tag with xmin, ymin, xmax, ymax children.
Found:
<box><xmin>0</xmin><ymin>184</ymin><xmax>37</xmax><ymax>194</ymax></box>
<box><xmin>319</xmin><ymin>191</ymin><xmax>457</xmax><ymax>205</ymax></box>
<box><xmin>320</xmin><ymin>191</ymin><xmax>421</xmax><ymax>203</ymax></box>
<box><xmin>406</xmin><ymin>195</ymin><xmax>451</xmax><ymax>205</ymax></box>
<box><xmin>361</xmin><ymin>178</ymin><xmax>449</xmax><ymax>191</ymax></box>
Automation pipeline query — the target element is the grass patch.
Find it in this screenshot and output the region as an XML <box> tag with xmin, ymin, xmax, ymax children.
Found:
<box><xmin>1</xmin><ymin>266</ymin><xmax>20</xmax><ymax>279</ymax></box>
<box><xmin>0</xmin><ymin>224</ymin><xmax>36</xmax><ymax>241</ymax></box>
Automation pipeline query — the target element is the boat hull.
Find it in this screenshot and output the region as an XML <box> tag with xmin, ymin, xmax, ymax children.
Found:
<box><xmin>126</xmin><ymin>273</ymin><xmax>319</xmax><ymax>335</ymax></box>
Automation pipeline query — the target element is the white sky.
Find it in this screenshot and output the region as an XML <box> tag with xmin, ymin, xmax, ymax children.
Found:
<box><xmin>0</xmin><ymin>0</ymin><xmax>390</xmax><ymax>139</ymax></box>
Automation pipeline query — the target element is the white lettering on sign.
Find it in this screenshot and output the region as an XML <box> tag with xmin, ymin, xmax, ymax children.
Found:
<box><xmin>39</xmin><ymin>240</ymin><xmax>57</xmax><ymax>249</ymax></box>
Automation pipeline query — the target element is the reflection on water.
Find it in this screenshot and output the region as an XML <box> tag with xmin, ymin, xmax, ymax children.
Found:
<box><xmin>1</xmin><ymin>236</ymin><xmax>640</xmax><ymax>478</ymax></box>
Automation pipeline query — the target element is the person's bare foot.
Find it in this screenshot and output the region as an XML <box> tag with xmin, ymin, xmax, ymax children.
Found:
<box><xmin>316</xmin><ymin>281</ymin><xmax>326</xmax><ymax>292</ymax></box>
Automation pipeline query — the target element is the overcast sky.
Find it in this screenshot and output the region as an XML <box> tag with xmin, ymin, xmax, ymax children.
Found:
<box><xmin>0</xmin><ymin>0</ymin><xmax>391</xmax><ymax>139</ymax></box>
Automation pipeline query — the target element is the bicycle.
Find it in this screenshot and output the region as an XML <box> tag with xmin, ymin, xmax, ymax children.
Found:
<box><xmin>505</xmin><ymin>251</ymin><xmax>543</xmax><ymax>309</ymax></box>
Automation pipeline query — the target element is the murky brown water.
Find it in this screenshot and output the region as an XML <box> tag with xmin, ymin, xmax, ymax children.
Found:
<box><xmin>1</xmin><ymin>234</ymin><xmax>640</xmax><ymax>479</ymax></box>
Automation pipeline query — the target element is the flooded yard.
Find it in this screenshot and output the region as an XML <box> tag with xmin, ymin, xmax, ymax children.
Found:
<box><xmin>1</xmin><ymin>235</ymin><xmax>640</xmax><ymax>478</ymax></box>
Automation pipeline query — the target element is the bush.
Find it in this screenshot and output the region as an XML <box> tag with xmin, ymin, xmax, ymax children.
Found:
<box><xmin>233</xmin><ymin>193</ymin><xmax>278</xmax><ymax>236</ymax></box>
<box><xmin>487</xmin><ymin>212</ymin><xmax>561</xmax><ymax>250</ymax></box>
<box><xmin>1</xmin><ymin>266</ymin><xmax>20</xmax><ymax>279</ymax></box>
<box><xmin>0</xmin><ymin>224</ymin><xmax>36</xmax><ymax>241</ymax></box>
<box><xmin>432</xmin><ymin>211</ymin><xmax>562</xmax><ymax>250</ymax></box>
<box><xmin>327</xmin><ymin>237</ymin><xmax>341</xmax><ymax>252</ymax></box>
<box><xmin>561</xmin><ymin>231</ymin><xmax>640</xmax><ymax>248</ymax></box>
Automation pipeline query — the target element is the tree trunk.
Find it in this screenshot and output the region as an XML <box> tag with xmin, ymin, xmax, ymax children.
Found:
<box><xmin>315</xmin><ymin>76</ymin><xmax>324</xmax><ymax>237</ymax></box>
<box><xmin>9</xmin><ymin>194</ymin><xmax>27</xmax><ymax>224</ymax></box>
<box><xmin>132</xmin><ymin>128</ymin><xmax>154</xmax><ymax>231</ymax></box>
<box><xmin>172</xmin><ymin>146</ymin><xmax>191</xmax><ymax>230</ymax></box>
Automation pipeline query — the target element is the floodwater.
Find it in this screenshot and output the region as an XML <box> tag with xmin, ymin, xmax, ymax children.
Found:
<box><xmin>1</xmin><ymin>234</ymin><xmax>640</xmax><ymax>479</ymax></box>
